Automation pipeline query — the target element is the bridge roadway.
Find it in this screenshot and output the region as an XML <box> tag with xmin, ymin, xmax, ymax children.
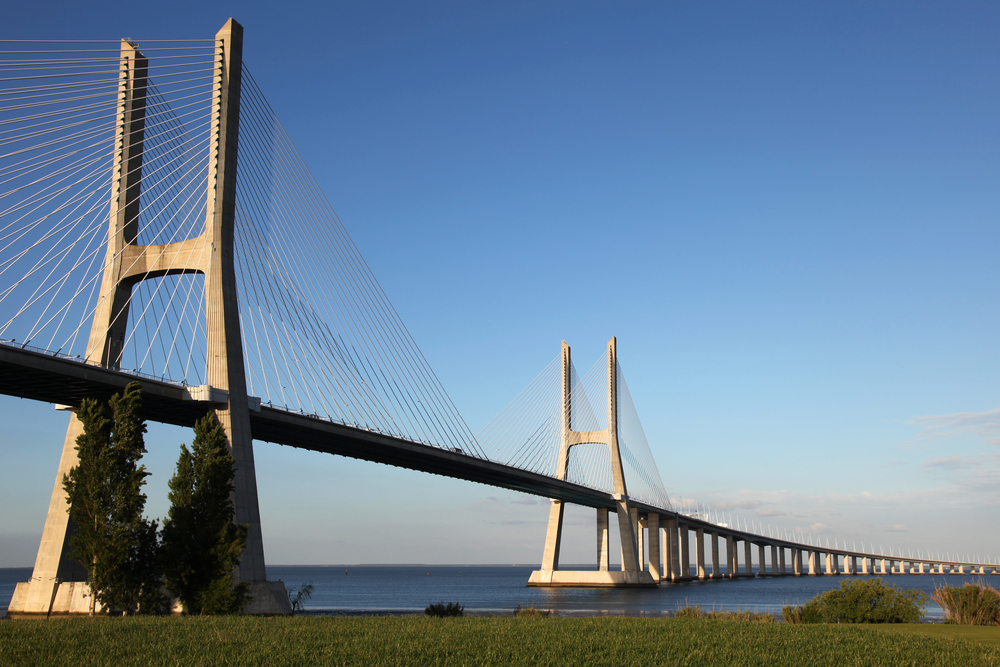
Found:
<box><xmin>2</xmin><ymin>342</ymin><xmax>996</xmax><ymax>575</ymax></box>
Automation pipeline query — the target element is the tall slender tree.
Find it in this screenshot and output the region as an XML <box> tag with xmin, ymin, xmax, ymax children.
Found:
<box><xmin>63</xmin><ymin>381</ymin><xmax>165</xmax><ymax>615</ymax></box>
<box><xmin>161</xmin><ymin>412</ymin><xmax>250</xmax><ymax>614</ymax></box>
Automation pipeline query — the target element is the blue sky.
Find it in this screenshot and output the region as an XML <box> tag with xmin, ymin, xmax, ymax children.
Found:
<box><xmin>0</xmin><ymin>1</ymin><xmax>997</xmax><ymax>567</ymax></box>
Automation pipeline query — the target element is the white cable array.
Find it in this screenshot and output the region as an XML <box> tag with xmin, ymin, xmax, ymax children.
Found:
<box><xmin>476</xmin><ymin>353</ymin><xmax>562</xmax><ymax>474</ymax></box>
<box><xmin>0</xmin><ymin>39</ymin><xmax>216</xmax><ymax>385</ymax></box>
<box><xmin>232</xmin><ymin>68</ymin><xmax>482</xmax><ymax>456</ymax></box>
<box><xmin>616</xmin><ymin>364</ymin><xmax>672</xmax><ymax>509</ymax></box>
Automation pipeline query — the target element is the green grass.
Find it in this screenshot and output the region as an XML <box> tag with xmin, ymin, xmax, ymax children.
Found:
<box><xmin>871</xmin><ymin>624</ymin><xmax>1000</xmax><ymax>647</ymax></box>
<box><xmin>2</xmin><ymin>617</ymin><xmax>1000</xmax><ymax>666</ymax></box>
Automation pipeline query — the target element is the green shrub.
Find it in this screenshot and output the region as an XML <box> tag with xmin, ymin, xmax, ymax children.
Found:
<box><xmin>288</xmin><ymin>583</ymin><xmax>314</xmax><ymax>613</ymax></box>
<box><xmin>782</xmin><ymin>578</ymin><xmax>927</xmax><ymax>624</ymax></box>
<box><xmin>513</xmin><ymin>605</ymin><xmax>550</xmax><ymax>618</ymax></box>
<box><xmin>673</xmin><ymin>605</ymin><xmax>704</xmax><ymax>619</ymax></box>
<box><xmin>782</xmin><ymin>605</ymin><xmax>805</xmax><ymax>624</ymax></box>
<box><xmin>425</xmin><ymin>601</ymin><xmax>464</xmax><ymax>617</ymax></box>
<box><xmin>933</xmin><ymin>582</ymin><xmax>1000</xmax><ymax>626</ymax></box>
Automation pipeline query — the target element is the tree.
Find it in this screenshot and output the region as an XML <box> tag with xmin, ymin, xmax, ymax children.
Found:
<box><xmin>161</xmin><ymin>412</ymin><xmax>250</xmax><ymax>614</ymax></box>
<box><xmin>63</xmin><ymin>381</ymin><xmax>166</xmax><ymax>615</ymax></box>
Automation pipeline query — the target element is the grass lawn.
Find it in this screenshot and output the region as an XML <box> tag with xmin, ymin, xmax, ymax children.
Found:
<box><xmin>2</xmin><ymin>616</ymin><xmax>1000</xmax><ymax>666</ymax></box>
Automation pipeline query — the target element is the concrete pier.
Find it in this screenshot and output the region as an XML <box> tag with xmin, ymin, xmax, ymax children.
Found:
<box><xmin>647</xmin><ymin>513</ymin><xmax>660</xmax><ymax>581</ymax></box>
<box><xmin>711</xmin><ymin>532</ymin><xmax>721</xmax><ymax>579</ymax></box>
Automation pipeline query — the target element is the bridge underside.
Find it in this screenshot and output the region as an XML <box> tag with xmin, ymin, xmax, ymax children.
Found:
<box><xmin>0</xmin><ymin>345</ymin><xmax>616</xmax><ymax>508</ymax></box>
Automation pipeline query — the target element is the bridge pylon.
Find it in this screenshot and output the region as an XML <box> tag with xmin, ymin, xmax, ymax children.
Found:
<box><xmin>8</xmin><ymin>19</ymin><xmax>290</xmax><ymax>615</ymax></box>
<box><xmin>528</xmin><ymin>338</ymin><xmax>657</xmax><ymax>587</ymax></box>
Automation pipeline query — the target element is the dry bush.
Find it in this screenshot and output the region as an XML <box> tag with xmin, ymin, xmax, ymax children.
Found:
<box><xmin>933</xmin><ymin>582</ymin><xmax>1000</xmax><ymax>626</ymax></box>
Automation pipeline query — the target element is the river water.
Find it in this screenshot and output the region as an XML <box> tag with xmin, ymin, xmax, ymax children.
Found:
<box><xmin>3</xmin><ymin>565</ymin><xmax>992</xmax><ymax>618</ymax></box>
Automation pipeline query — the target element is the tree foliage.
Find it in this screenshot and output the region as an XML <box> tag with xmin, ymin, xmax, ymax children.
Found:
<box><xmin>62</xmin><ymin>381</ymin><xmax>166</xmax><ymax>615</ymax></box>
<box><xmin>782</xmin><ymin>577</ymin><xmax>927</xmax><ymax>624</ymax></box>
<box><xmin>161</xmin><ymin>412</ymin><xmax>250</xmax><ymax>614</ymax></box>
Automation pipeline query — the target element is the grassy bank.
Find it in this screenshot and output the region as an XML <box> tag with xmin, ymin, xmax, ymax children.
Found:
<box><xmin>2</xmin><ymin>616</ymin><xmax>999</xmax><ymax>667</ymax></box>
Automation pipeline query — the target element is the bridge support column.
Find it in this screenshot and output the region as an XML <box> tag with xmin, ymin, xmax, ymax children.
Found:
<box><xmin>647</xmin><ymin>513</ymin><xmax>660</xmax><ymax>581</ymax></box>
<box><xmin>745</xmin><ymin>541</ymin><xmax>754</xmax><ymax>576</ymax></box>
<box><xmin>792</xmin><ymin>548</ymin><xmax>801</xmax><ymax>576</ymax></box>
<box><xmin>696</xmin><ymin>528</ymin><xmax>706</xmax><ymax>580</ymax></box>
<box><xmin>861</xmin><ymin>557</ymin><xmax>870</xmax><ymax>575</ymax></box>
<box><xmin>597</xmin><ymin>507</ymin><xmax>609</xmax><ymax>571</ymax></box>
<box><xmin>779</xmin><ymin>547</ymin><xmax>786</xmax><ymax>575</ymax></box>
<box><xmin>680</xmin><ymin>525</ymin><xmax>691</xmax><ymax>580</ymax></box>
<box><xmin>711</xmin><ymin>532</ymin><xmax>721</xmax><ymax>580</ymax></box>
<box><xmin>726</xmin><ymin>536</ymin><xmax>736</xmax><ymax>578</ymax></box>
<box><xmin>771</xmin><ymin>545</ymin><xmax>779</xmax><ymax>576</ymax></box>
<box><xmin>634</xmin><ymin>511</ymin><xmax>643</xmax><ymax>571</ymax></box>
<box><xmin>758</xmin><ymin>544</ymin><xmax>768</xmax><ymax>575</ymax></box>
<box><xmin>666</xmin><ymin>518</ymin><xmax>679</xmax><ymax>581</ymax></box>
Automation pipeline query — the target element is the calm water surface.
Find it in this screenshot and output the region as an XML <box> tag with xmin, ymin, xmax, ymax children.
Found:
<box><xmin>4</xmin><ymin>565</ymin><xmax>992</xmax><ymax>618</ymax></box>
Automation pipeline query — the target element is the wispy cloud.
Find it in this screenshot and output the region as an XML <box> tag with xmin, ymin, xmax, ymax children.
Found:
<box><xmin>908</xmin><ymin>408</ymin><xmax>1000</xmax><ymax>447</ymax></box>
<box><xmin>792</xmin><ymin>522</ymin><xmax>830</xmax><ymax>534</ymax></box>
<box><xmin>923</xmin><ymin>455</ymin><xmax>972</xmax><ymax>469</ymax></box>
<box><xmin>756</xmin><ymin>508</ymin><xmax>787</xmax><ymax>517</ymax></box>
<box><xmin>712</xmin><ymin>499</ymin><xmax>764</xmax><ymax>511</ymax></box>
<box><xmin>883</xmin><ymin>524</ymin><xmax>908</xmax><ymax>532</ymax></box>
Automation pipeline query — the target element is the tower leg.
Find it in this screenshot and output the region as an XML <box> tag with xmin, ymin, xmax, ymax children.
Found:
<box><xmin>540</xmin><ymin>500</ymin><xmax>564</xmax><ymax>574</ymax></box>
<box><xmin>8</xmin><ymin>415</ymin><xmax>92</xmax><ymax>614</ymax></box>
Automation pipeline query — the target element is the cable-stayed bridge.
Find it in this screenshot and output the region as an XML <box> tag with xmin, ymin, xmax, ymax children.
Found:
<box><xmin>1</xmin><ymin>20</ymin><xmax>994</xmax><ymax>614</ymax></box>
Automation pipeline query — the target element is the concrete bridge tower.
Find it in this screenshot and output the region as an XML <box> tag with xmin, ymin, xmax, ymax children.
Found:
<box><xmin>529</xmin><ymin>337</ymin><xmax>657</xmax><ymax>587</ymax></box>
<box><xmin>8</xmin><ymin>19</ymin><xmax>290</xmax><ymax>615</ymax></box>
